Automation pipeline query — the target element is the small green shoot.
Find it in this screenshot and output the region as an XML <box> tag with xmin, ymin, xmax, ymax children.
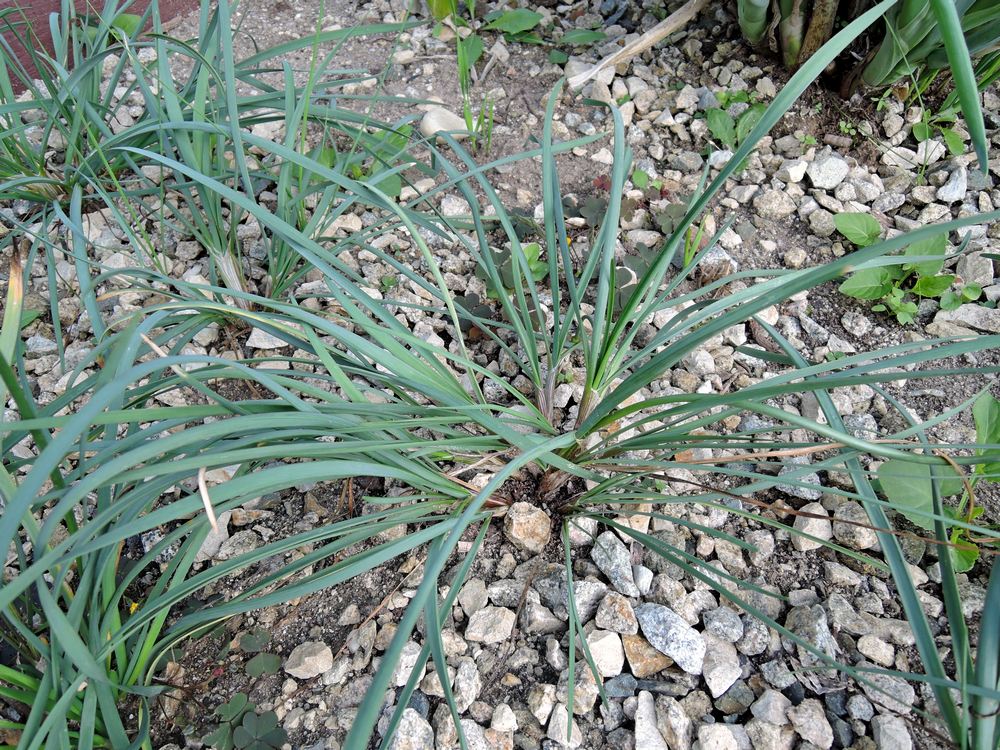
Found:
<box><xmin>836</xmin><ymin>215</ymin><xmax>978</xmax><ymax>324</ymax></box>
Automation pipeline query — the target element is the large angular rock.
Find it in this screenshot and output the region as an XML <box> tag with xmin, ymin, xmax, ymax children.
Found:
<box><xmin>635</xmin><ymin>603</ymin><xmax>706</xmax><ymax>675</ymax></box>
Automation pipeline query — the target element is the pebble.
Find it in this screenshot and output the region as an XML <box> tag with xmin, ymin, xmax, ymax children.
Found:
<box><xmin>453</xmin><ymin>657</ymin><xmax>482</xmax><ymax>713</ymax></box>
<box><xmin>858</xmin><ymin>634</ymin><xmax>894</xmax><ymax>666</ymax></box>
<box><xmin>936</xmin><ymin>166</ymin><xmax>968</xmax><ymax>203</ymax></box>
<box><xmin>858</xmin><ymin>663</ymin><xmax>915</xmax><ymax>713</ymax></box>
<box><xmin>776</xmin><ymin>457</ymin><xmax>823</xmax><ymax>501</ymax></box>
<box><xmin>787</xmin><ymin>698</ymin><xmax>833</xmax><ymax>748</ymax></box>
<box><xmin>702</xmin><ymin>633</ymin><xmax>741</xmax><ymax>698</ymax></box>
<box><xmin>807</xmin><ymin>150</ymin><xmax>850</xmax><ymax>189</ymax></box>
<box><xmin>387</xmin><ymin>708</ymin><xmax>434</xmax><ymax>750</ymax></box>
<box><xmin>871</xmin><ymin>714</ymin><xmax>912</xmax><ymax>750</ymax></box>
<box><xmin>528</xmin><ymin>684</ymin><xmax>557</xmax><ymax>725</ymax></box>
<box><xmin>588</xmin><ymin>630</ymin><xmax>625</xmax><ymax>678</ymax></box>
<box><xmin>634</xmin><ymin>691</ymin><xmax>669</xmax><ymax>750</ymax></box>
<box><xmin>753</xmin><ymin>189</ymin><xmax>798</xmax><ymax>220</ymax></box>
<box><xmin>596</xmin><ymin>592</ymin><xmax>639</xmax><ymax>635</ymax></box>
<box><xmin>703</xmin><ymin>607</ymin><xmax>744</xmax><ymax>642</ymax></box>
<box><xmin>592</xmin><ymin>531</ymin><xmax>640</xmax><ymax>596</ymax></box>
<box><xmin>635</xmin><ymin>603</ymin><xmax>706</xmax><ymax>675</ymax></box>
<box><xmin>750</xmin><ymin>689</ymin><xmax>791</xmax><ymax>725</ymax></box>
<box><xmin>697</xmin><ymin>723</ymin><xmax>749</xmax><ymax>750</ymax></box>
<box><xmin>832</xmin><ymin>501</ymin><xmax>879</xmax><ymax>550</ymax></box>
<box><xmin>504</xmin><ymin>502</ymin><xmax>551</xmax><ymax>553</ymax></box>
<box><xmin>284</xmin><ymin>641</ymin><xmax>333</xmax><ymax>680</ymax></box>
<box><xmin>547</xmin><ymin>704</ymin><xmax>583</xmax><ymax>748</ymax></box>
<box><xmin>419</xmin><ymin>107</ymin><xmax>468</xmax><ymax>141</ymax></box>
<box><xmin>656</xmin><ymin>696</ymin><xmax>692</xmax><ymax>750</ymax></box>
<box><xmin>246</xmin><ymin>327</ymin><xmax>287</xmax><ymax>349</ymax></box>
<box><xmin>465</xmin><ymin>606</ymin><xmax>515</xmax><ymax>643</ymax></box>
<box><xmin>791</xmin><ymin>501</ymin><xmax>833</xmax><ymax>551</ymax></box>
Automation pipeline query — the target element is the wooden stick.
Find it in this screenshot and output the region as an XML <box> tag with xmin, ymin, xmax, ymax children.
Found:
<box><xmin>567</xmin><ymin>0</ymin><xmax>711</xmax><ymax>90</ymax></box>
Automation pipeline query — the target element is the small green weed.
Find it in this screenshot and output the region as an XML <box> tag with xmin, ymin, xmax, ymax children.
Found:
<box><xmin>204</xmin><ymin>694</ymin><xmax>287</xmax><ymax>750</ymax></box>
<box><xmin>835</xmin><ymin>212</ymin><xmax>981</xmax><ymax>324</ymax></box>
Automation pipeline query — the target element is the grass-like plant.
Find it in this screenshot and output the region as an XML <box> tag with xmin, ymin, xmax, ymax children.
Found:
<box><xmin>0</xmin><ymin>0</ymin><xmax>422</xmax><ymax>311</ymax></box>
<box><xmin>2</xmin><ymin>2</ymin><xmax>1000</xmax><ymax>750</ymax></box>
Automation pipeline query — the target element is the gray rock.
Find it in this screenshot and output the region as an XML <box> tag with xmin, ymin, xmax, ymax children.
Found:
<box><xmin>453</xmin><ymin>657</ymin><xmax>482</xmax><ymax>713</ymax></box>
<box><xmin>697</xmin><ymin>88</ymin><xmax>720</xmax><ymax>110</ymax></box>
<box><xmin>776</xmin><ymin>159</ymin><xmax>808</xmax><ymax>183</ymax></box>
<box><xmin>465</xmin><ymin>606</ymin><xmax>515</xmax><ymax>643</ymax></box>
<box><xmin>605</xmin><ymin>673</ymin><xmax>638</xmax><ymax>698</ymax></box>
<box><xmin>703</xmin><ymin>607</ymin><xmax>744</xmax><ymax>642</ymax></box>
<box><xmin>916</xmin><ymin>140</ymin><xmax>946</xmax><ymax>163</ymax></box>
<box><xmin>547</xmin><ymin>703</ymin><xmax>583</xmax><ymax>748</ymax></box>
<box><xmin>847</xmin><ymin>694</ymin><xmax>874</xmax><ymax>721</ymax></box>
<box><xmin>392</xmin><ymin>641</ymin><xmax>422</xmax><ymax>687</ymax></box>
<box><xmin>776</xmin><ymin>456</ymin><xmax>823</xmax><ymax>500</ymax></box>
<box><xmin>215</xmin><ymin>529</ymin><xmax>261</xmax><ymax>560</ymax></box>
<box><xmin>195</xmin><ymin>510</ymin><xmax>232</xmax><ymax>563</ymax></box>
<box><xmin>635</xmin><ymin>603</ymin><xmax>706</xmax><ymax>674</ymax></box>
<box><xmin>957</xmin><ymin>251</ymin><xmax>995</xmax><ymax>286</ymax></box>
<box><xmin>458</xmin><ymin>578</ymin><xmax>488</xmax><ymax>617</ymax></box>
<box><xmin>787</xmin><ymin>698</ymin><xmax>833</xmax><ymax>748</ymax></box>
<box><xmin>807</xmin><ymin>151</ymin><xmax>850</xmax><ymax>189</ymax></box>
<box><xmin>25</xmin><ymin>335</ymin><xmax>58</xmax><ymax>358</ymax></box>
<box><xmin>670</xmin><ymin>151</ymin><xmax>705</xmax><ymax>172</ymax></box>
<box><xmin>284</xmin><ymin>641</ymin><xmax>333</xmax><ymax>680</ymax></box>
<box><xmin>754</xmin><ymin>190</ymin><xmax>798</xmax><ymax>220</ymax></box>
<box><xmin>832</xmin><ymin>501</ymin><xmax>879</xmax><ymax>550</ymax></box>
<box><xmin>933</xmin><ymin>304</ymin><xmax>1000</xmax><ymax>333</ymax></box>
<box><xmin>593</xmin><ymin>531</ymin><xmax>640</xmax><ymax>596</ymax></box>
<box><xmin>785</xmin><ymin>605</ymin><xmax>838</xmax><ymax>670</ymax></box>
<box><xmin>791</xmin><ymin>502</ymin><xmax>833</xmax><ymax>551</ymax></box>
<box><xmin>702</xmin><ymin>633</ymin><xmax>742</xmax><ymax>698</ymax></box>
<box><xmin>246</xmin><ymin>327</ymin><xmax>287</xmax><ymax>349</ymax></box>
<box><xmin>697</xmin><ymin>723</ymin><xmax>750</xmax><ymax>750</ymax></box>
<box><xmin>708</xmin><ymin>149</ymin><xmax>734</xmax><ymax>169</ymax></box>
<box><xmin>504</xmin><ymin>502</ymin><xmax>551</xmax><ymax>553</ymax></box>
<box><xmin>750</xmin><ymin>689</ymin><xmax>791</xmax><ymax>725</ymax></box>
<box><xmin>858</xmin><ymin>661</ymin><xmax>915</xmax><ymax>713</ymax></box>
<box><xmin>523</xmin><ymin>599</ymin><xmax>563</xmax><ymax>634</ymax></box>
<box><xmin>871</xmin><ymin>714</ymin><xmax>912</xmax><ymax>750</ymax></box>
<box><xmin>387</xmin><ymin>708</ymin><xmax>434</xmax><ymax>750</ymax></box>
<box><xmin>809</xmin><ymin>208</ymin><xmax>837</xmax><ymax>237</ymax></box>
<box><xmin>635</xmin><ymin>691</ymin><xmax>670</xmax><ymax>750</ymax></box>
<box><xmin>936</xmin><ymin>166</ymin><xmax>968</xmax><ymax>203</ymax></box>
<box><xmin>655</xmin><ymin>696</ymin><xmax>692</xmax><ymax>750</ymax></box>
<box><xmin>872</xmin><ymin>192</ymin><xmax>907</xmax><ymax>213</ymax></box>
<box><xmin>715</xmin><ymin>680</ymin><xmax>756</xmax><ymax>716</ymax></box>
<box><xmin>882</xmin><ymin>146</ymin><xmax>918</xmax><ymax>169</ymax></box>
<box><xmin>746</xmin><ymin>718</ymin><xmax>795</xmax><ymax>750</ymax></box>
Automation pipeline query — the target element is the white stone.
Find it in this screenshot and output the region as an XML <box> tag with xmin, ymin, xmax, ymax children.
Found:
<box><xmin>635</xmin><ymin>691</ymin><xmax>670</xmax><ymax>750</ymax></box>
<box><xmin>587</xmin><ymin>630</ymin><xmax>625</xmax><ymax>678</ymax></box>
